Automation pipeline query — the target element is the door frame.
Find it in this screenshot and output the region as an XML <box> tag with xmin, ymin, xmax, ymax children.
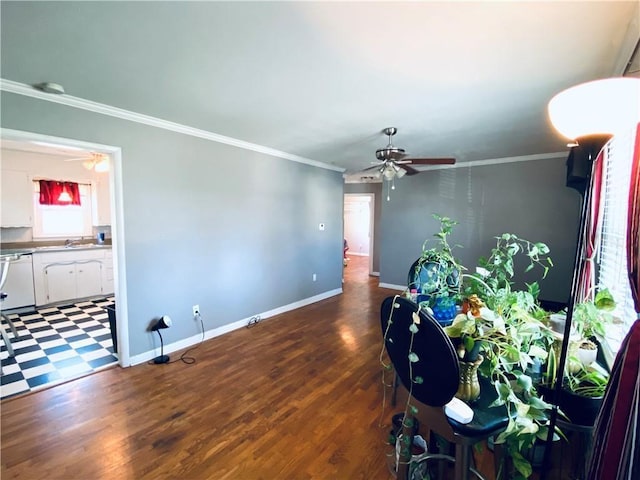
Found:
<box><xmin>1</xmin><ymin>128</ymin><xmax>130</xmax><ymax>367</ymax></box>
<box><xmin>343</xmin><ymin>193</ymin><xmax>375</xmax><ymax>275</ymax></box>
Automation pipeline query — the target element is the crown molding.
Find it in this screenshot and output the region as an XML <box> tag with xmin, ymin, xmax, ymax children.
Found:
<box><xmin>0</xmin><ymin>78</ymin><xmax>345</xmax><ymax>173</ymax></box>
<box><xmin>343</xmin><ymin>151</ymin><xmax>568</xmax><ymax>183</ymax></box>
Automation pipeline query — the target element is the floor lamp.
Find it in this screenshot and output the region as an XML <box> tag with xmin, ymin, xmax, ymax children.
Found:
<box><xmin>541</xmin><ymin>77</ymin><xmax>640</xmax><ymax>478</ymax></box>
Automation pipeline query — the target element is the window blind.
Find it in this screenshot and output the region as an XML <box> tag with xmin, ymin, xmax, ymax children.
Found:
<box><xmin>598</xmin><ymin>126</ymin><xmax>636</xmax><ymax>357</ymax></box>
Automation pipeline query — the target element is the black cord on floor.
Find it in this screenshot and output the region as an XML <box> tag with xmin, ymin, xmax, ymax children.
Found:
<box><xmin>247</xmin><ymin>315</ymin><xmax>261</xmax><ymax>328</ymax></box>
<box><xmin>176</xmin><ymin>313</ymin><xmax>205</xmax><ymax>364</ymax></box>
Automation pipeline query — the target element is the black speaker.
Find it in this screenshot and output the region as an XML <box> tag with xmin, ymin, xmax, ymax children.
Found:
<box><xmin>565</xmin><ymin>147</ymin><xmax>591</xmax><ymax>194</ymax></box>
<box><xmin>565</xmin><ymin>133</ymin><xmax>612</xmax><ymax>195</ymax></box>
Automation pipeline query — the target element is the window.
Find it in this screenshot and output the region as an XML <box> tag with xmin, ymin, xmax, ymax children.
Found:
<box><xmin>32</xmin><ymin>181</ymin><xmax>93</xmax><ymax>238</ymax></box>
<box><xmin>598</xmin><ymin>126</ymin><xmax>637</xmax><ymax>361</ymax></box>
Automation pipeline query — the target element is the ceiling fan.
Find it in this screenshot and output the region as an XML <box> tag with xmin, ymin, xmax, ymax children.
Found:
<box><xmin>362</xmin><ymin>127</ymin><xmax>456</xmax><ymax>179</ymax></box>
<box><xmin>64</xmin><ymin>152</ymin><xmax>109</xmax><ymax>172</ymax></box>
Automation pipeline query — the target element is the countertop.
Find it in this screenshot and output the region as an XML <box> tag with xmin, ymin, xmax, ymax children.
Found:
<box><xmin>0</xmin><ymin>244</ymin><xmax>112</xmax><ymax>257</ymax></box>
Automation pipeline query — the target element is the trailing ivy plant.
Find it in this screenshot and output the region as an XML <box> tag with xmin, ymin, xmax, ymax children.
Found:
<box><xmin>379</xmin><ymin>296</ymin><xmax>425</xmax><ymax>466</ymax></box>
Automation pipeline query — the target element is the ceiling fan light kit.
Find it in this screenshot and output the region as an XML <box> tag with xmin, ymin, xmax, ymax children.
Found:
<box><xmin>68</xmin><ymin>152</ymin><xmax>109</xmax><ymax>172</ymax></box>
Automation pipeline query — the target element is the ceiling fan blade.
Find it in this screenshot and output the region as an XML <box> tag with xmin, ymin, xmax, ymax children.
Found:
<box><xmin>406</xmin><ymin>157</ymin><xmax>456</xmax><ymax>165</ymax></box>
<box><xmin>400</xmin><ymin>164</ymin><xmax>420</xmax><ymax>176</ymax></box>
<box><xmin>361</xmin><ymin>165</ymin><xmax>382</xmax><ymax>172</ymax></box>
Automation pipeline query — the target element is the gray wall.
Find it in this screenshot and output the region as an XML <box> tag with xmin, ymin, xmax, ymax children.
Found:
<box><xmin>379</xmin><ymin>159</ymin><xmax>582</xmax><ymax>303</ymax></box>
<box><xmin>1</xmin><ymin>92</ymin><xmax>344</xmax><ymax>357</ymax></box>
<box><xmin>344</xmin><ymin>182</ymin><xmax>382</xmax><ymax>273</ymax></box>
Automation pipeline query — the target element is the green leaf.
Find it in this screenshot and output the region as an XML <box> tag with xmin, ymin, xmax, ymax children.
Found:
<box><xmin>511</xmin><ymin>450</ymin><xmax>533</xmax><ymax>478</ymax></box>
<box><xmin>516</xmin><ymin>373</ymin><xmax>533</xmax><ymax>392</ymax></box>
<box><xmin>408</xmin><ymin>352</ymin><xmax>419</xmax><ymax>363</ymax></box>
<box><xmin>414</xmin><ymin>376</ymin><xmax>424</xmax><ymax>384</ymax></box>
<box><xmin>409</xmin><ymin>404</ymin><xmax>419</xmax><ymax>415</ymax></box>
<box><xmin>463</xmin><ymin>336</ymin><xmax>475</xmax><ymax>353</ymax></box>
<box><xmin>409</xmin><ymin>323</ymin><xmax>419</xmax><ymax>334</ymax></box>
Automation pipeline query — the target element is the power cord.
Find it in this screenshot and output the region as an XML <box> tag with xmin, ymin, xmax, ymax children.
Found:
<box><xmin>247</xmin><ymin>315</ymin><xmax>261</xmax><ymax>328</ymax></box>
<box><xmin>177</xmin><ymin>312</ymin><xmax>205</xmax><ymax>364</ymax></box>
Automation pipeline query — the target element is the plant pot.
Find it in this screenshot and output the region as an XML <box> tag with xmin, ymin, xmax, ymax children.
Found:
<box><xmin>558</xmin><ymin>388</ymin><xmax>603</xmax><ymax>426</ymax></box>
<box><xmin>432</xmin><ymin>296</ymin><xmax>457</xmax><ymax>326</ymax></box>
<box><xmin>537</xmin><ymin>384</ymin><xmax>603</xmax><ymax>427</ymax></box>
<box><xmin>455</xmin><ymin>354</ymin><xmax>483</xmax><ymax>403</ymax></box>
<box><xmin>576</xmin><ymin>344</ymin><xmax>598</xmax><ymax>367</ymax></box>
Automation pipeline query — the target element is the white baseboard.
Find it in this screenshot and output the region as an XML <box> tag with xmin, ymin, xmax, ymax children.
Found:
<box><xmin>371</xmin><ymin>271</ymin><xmax>380</xmax><ymax>277</ymax></box>
<box><xmin>129</xmin><ymin>288</ymin><xmax>343</xmax><ymax>366</ymax></box>
<box><xmin>378</xmin><ymin>282</ymin><xmax>406</xmax><ymax>291</ymax></box>
<box><xmin>347</xmin><ymin>252</ymin><xmax>369</xmax><ymax>257</ymax></box>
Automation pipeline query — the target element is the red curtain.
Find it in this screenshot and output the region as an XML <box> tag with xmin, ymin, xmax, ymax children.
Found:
<box><xmin>588</xmin><ymin>122</ymin><xmax>640</xmax><ymax>480</ymax></box>
<box><xmin>577</xmin><ymin>149</ymin><xmax>606</xmax><ymax>302</ymax></box>
<box><xmin>628</xmin><ymin>122</ymin><xmax>640</xmax><ymax>311</ymax></box>
<box><xmin>39</xmin><ymin>180</ymin><xmax>81</xmax><ymax>206</ymax></box>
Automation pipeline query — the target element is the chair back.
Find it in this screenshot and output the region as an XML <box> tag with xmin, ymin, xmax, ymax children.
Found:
<box><xmin>381</xmin><ymin>295</ymin><xmax>459</xmax><ymax>407</ymax></box>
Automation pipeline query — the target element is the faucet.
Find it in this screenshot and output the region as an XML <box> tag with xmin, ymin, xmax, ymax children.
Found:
<box><xmin>64</xmin><ymin>239</ymin><xmax>80</xmax><ymax>247</ymax></box>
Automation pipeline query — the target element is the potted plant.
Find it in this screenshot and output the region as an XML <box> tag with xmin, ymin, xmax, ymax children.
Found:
<box><xmin>444</xmin><ymin>232</ymin><xmax>558</xmax><ymax>479</ymax></box>
<box><xmin>539</xmin><ymin>289</ymin><xmax>615</xmax><ymax>427</ymax></box>
<box><xmin>541</xmin><ymin>346</ymin><xmax>610</xmax><ymax>427</ymax></box>
<box><xmin>390</xmin><ymin>218</ymin><xmax>562</xmax><ymax>478</ymax></box>
<box><xmin>408</xmin><ymin>214</ymin><xmax>465</xmax><ymax>324</ymax></box>
<box><xmin>570</xmin><ymin>288</ymin><xmax>616</xmax><ymax>369</ymax></box>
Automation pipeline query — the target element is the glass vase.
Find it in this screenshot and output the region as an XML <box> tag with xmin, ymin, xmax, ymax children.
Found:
<box><xmin>455</xmin><ymin>354</ymin><xmax>483</xmax><ymax>403</ymax></box>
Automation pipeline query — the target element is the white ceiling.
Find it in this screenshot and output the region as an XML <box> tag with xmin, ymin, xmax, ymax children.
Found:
<box><xmin>1</xmin><ymin>1</ymin><xmax>638</xmax><ymax>176</ymax></box>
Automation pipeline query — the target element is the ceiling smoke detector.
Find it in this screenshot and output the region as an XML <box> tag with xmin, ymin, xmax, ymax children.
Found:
<box><xmin>33</xmin><ymin>82</ymin><xmax>65</xmax><ymax>95</ymax></box>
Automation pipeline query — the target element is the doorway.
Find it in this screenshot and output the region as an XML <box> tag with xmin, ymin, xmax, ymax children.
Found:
<box><xmin>0</xmin><ymin>129</ymin><xmax>129</xmax><ymax>381</ymax></box>
<box><xmin>343</xmin><ymin>193</ymin><xmax>375</xmax><ymax>277</ymax></box>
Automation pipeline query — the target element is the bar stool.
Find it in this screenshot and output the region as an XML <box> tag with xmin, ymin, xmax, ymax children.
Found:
<box><xmin>0</xmin><ymin>254</ymin><xmax>21</xmax><ymax>358</ymax></box>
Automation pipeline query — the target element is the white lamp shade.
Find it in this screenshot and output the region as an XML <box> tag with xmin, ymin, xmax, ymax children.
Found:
<box><xmin>548</xmin><ymin>77</ymin><xmax>640</xmax><ymax>140</ymax></box>
<box><xmin>383</xmin><ymin>166</ymin><xmax>395</xmax><ymax>180</ymax></box>
<box><xmin>396</xmin><ymin>167</ymin><xmax>407</xmax><ymax>178</ymax></box>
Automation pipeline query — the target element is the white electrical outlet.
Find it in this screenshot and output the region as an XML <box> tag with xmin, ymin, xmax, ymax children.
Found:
<box><xmin>192</xmin><ymin>305</ymin><xmax>200</xmax><ymax>317</ymax></box>
<box><xmin>312</xmin><ymin>273</ymin><xmax>317</xmax><ymax>282</ymax></box>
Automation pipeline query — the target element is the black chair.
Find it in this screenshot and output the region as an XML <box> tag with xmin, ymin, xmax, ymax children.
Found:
<box><xmin>381</xmin><ymin>295</ymin><xmax>510</xmax><ymax>480</ymax></box>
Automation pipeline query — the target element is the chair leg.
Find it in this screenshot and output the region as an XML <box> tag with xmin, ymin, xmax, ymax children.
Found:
<box><xmin>1</xmin><ymin>313</ymin><xmax>19</xmax><ymax>339</ymax></box>
<box><xmin>455</xmin><ymin>445</ymin><xmax>471</xmax><ymax>480</ymax></box>
<box><xmin>1</xmin><ymin>324</ymin><xmax>14</xmax><ymax>357</ymax></box>
<box><xmin>391</xmin><ymin>372</ymin><xmax>399</xmax><ymax>407</ymax></box>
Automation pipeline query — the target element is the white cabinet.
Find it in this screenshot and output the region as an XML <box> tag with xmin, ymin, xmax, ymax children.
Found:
<box><xmin>44</xmin><ymin>260</ymin><xmax>102</xmax><ymax>304</ymax></box>
<box><xmin>103</xmin><ymin>249</ymin><xmax>114</xmax><ymax>295</ymax></box>
<box><xmin>1</xmin><ymin>170</ymin><xmax>33</xmax><ymax>227</ymax></box>
<box><xmin>92</xmin><ymin>179</ymin><xmax>111</xmax><ymax>226</ymax></box>
<box><xmin>33</xmin><ymin>249</ymin><xmax>109</xmax><ymax>306</ymax></box>
<box><xmin>45</xmin><ymin>263</ymin><xmax>78</xmax><ymax>304</ymax></box>
<box><xmin>76</xmin><ymin>261</ymin><xmax>103</xmax><ymax>298</ymax></box>
<box><xmin>1</xmin><ymin>254</ymin><xmax>35</xmax><ymax>309</ymax></box>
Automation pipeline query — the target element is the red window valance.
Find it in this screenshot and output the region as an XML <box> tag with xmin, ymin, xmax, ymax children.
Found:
<box><xmin>38</xmin><ymin>180</ymin><xmax>81</xmax><ymax>206</ymax></box>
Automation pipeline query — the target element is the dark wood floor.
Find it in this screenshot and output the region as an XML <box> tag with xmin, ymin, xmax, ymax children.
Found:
<box><xmin>0</xmin><ymin>256</ymin><xmax>581</xmax><ymax>479</ymax></box>
<box><xmin>1</xmin><ymin>256</ymin><xmax>398</xmax><ymax>479</ymax></box>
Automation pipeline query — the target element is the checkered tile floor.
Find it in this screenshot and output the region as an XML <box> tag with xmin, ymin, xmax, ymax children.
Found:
<box><xmin>1</xmin><ymin>297</ymin><xmax>117</xmax><ymax>400</ymax></box>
